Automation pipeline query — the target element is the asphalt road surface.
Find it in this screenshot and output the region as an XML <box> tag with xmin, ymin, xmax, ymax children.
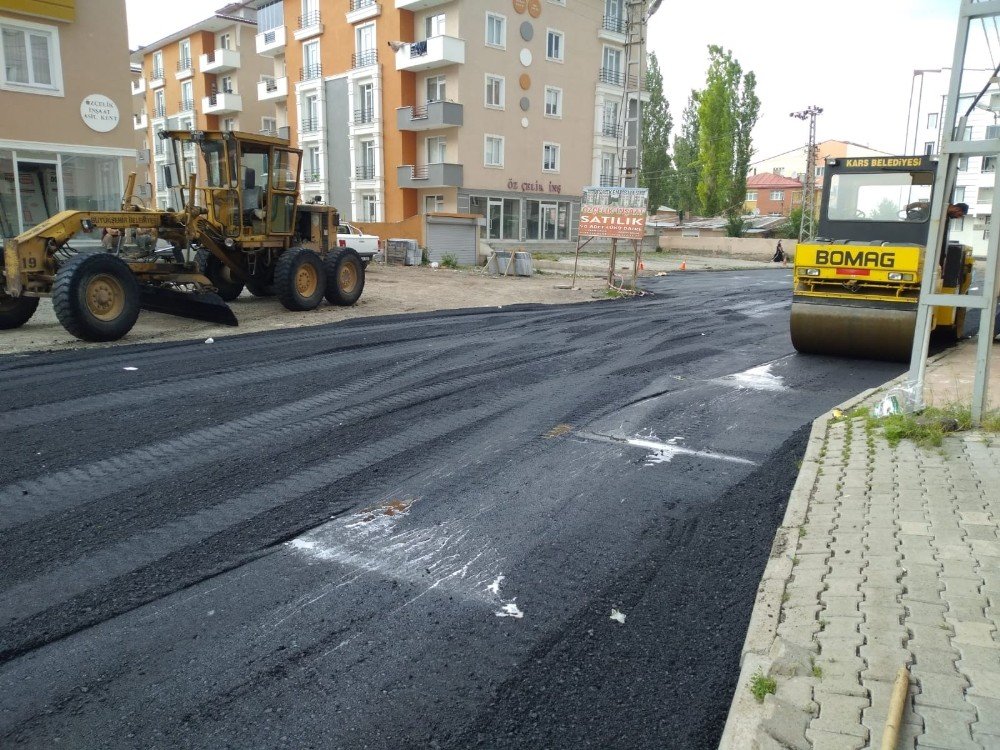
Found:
<box><xmin>0</xmin><ymin>270</ymin><xmax>904</xmax><ymax>749</ymax></box>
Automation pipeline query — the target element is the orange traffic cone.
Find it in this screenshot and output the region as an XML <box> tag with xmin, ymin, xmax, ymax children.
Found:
<box><xmin>680</xmin><ymin>259</ymin><xmax>687</xmax><ymax>271</ymax></box>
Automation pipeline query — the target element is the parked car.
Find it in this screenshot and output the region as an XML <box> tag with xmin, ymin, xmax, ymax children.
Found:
<box><xmin>336</xmin><ymin>223</ymin><xmax>380</xmax><ymax>266</ymax></box>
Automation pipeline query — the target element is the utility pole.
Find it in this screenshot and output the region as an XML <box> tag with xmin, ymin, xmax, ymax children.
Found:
<box><xmin>618</xmin><ymin>0</ymin><xmax>648</xmax><ymax>188</ymax></box>
<box><xmin>790</xmin><ymin>105</ymin><xmax>823</xmax><ymax>241</ymax></box>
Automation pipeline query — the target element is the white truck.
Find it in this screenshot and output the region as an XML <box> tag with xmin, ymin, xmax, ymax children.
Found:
<box><xmin>336</xmin><ymin>223</ymin><xmax>380</xmax><ymax>267</ymax></box>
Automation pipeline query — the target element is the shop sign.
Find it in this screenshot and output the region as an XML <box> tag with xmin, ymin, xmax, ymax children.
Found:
<box><xmin>506</xmin><ymin>178</ymin><xmax>562</xmax><ymax>194</ymax></box>
<box><xmin>81</xmin><ymin>94</ymin><xmax>120</xmax><ymax>133</ymax></box>
<box><xmin>579</xmin><ymin>185</ymin><xmax>648</xmax><ymax>239</ymax></box>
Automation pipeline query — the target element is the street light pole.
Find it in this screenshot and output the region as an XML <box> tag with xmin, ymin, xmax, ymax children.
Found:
<box><xmin>790</xmin><ymin>105</ymin><xmax>823</xmax><ymax>242</ymax></box>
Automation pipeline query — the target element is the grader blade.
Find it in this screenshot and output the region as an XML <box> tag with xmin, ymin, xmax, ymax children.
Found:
<box><xmin>139</xmin><ymin>285</ymin><xmax>239</xmax><ymax>327</ymax></box>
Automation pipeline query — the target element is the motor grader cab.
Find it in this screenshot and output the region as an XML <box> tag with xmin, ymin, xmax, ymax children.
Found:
<box><xmin>790</xmin><ymin>155</ymin><xmax>973</xmax><ymax>361</ymax></box>
<box><xmin>0</xmin><ymin>129</ymin><xmax>365</xmax><ymax>342</ymax></box>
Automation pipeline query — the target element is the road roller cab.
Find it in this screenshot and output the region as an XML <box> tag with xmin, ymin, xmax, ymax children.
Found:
<box><xmin>790</xmin><ymin>155</ymin><xmax>973</xmax><ymax>361</ymax></box>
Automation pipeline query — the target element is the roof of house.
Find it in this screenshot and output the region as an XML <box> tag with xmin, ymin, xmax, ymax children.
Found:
<box><xmin>746</xmin><ymin>173</ymin><xmax>804</xmax><ymax>189</ymax></box>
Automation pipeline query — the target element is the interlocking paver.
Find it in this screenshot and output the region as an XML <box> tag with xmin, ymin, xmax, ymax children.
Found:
<box><xmin>912</xmin><ymin>670</ymin><xmax>975</xmax><ymax>713</ymax></box>
<box><xmin>913</xmin><ymin>704</ymin><xmax>979</xmax><ymax>749</ymax></box>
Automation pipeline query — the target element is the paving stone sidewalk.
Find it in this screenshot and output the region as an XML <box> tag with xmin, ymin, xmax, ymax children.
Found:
<box><xmin>719</xmin><ymin>400</ymin><xmax>1000</xmax><ymax>749</ymax></box>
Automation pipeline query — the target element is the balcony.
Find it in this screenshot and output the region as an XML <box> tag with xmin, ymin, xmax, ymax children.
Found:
<box><xmin>294</xmin><ymin>11</ymin><xmax>323</xmax><ymax>41</ymax></box>
<box><xmin>397</xmin><ymin>100</ymin><xmax>463</xmax><ymax>131</ymax></box>
<box><xmin>598</xmin><ymin>67</ymin><xmax>639</xmax><ymax>89</ymax></box>
<box><xmin>300</xmin><ymin>64</ymin><xmax>323</xmax><ymax>82</ymax></box>
<box><xmin>355</xmin><ymin>165</ymin><xmax>376</xmax><ymax>180</ymax></box>
<box><xmin>203</xmin><ymin>92</ymin><xmax>243</xmax><ymax>115</ymax></box>
<box><xmin>353</xmin><ymin>107</ymin><xmax>376</xmax><ymax>126</ymax></box>
<box><xmin>178</xmin><ymin>98</ymin><xmax>195</xmax><ymax>113</ymax></box>
<box><xmin>256</xmin><ymin>26</ymin><xmax>287</xmax><ymax>56</ymax></box>
<box><xmin>347</xmin><ymin>0</ymin><xmax>380</xmax><ymax>24</ymax></box>
<box><xmin>300</xmin><ymin>117</ymin><xmax>322</xmax><ymax>134</ymax></box>
<box><xmin>598</xmin><ymin>121</ymin><xmax>622</xmax><ymax>139</ymax></box>
<box><xmin>394</xmin><ymin>35</ymin><xmax>465</xmax><ymax>72</ymax></box>
<box><xmin>395</xmin><ymin>0</ymin><xmax>450</xmax><ymax>8</ymax></box>
<box><xmin>397</xmin><ymin>162</ymin><xmax>463</xmax><ymax>189</ymax></box>
<box><xmin>134</xmin><ymin>112</ymin><xmax>148</xmax><ymax>130</ymax></box>
<box><xmin>352</xmin><ymin>50</ymin><xmax>378</xmax><ymax>69</ymax></box>
<box><xmin>153</xmin><ymin>104</ymin><xmax>167</xmax><ymax>119</ymax></box>
<box><xmin>200</xmin><ymin>48</ymin><xmax>240</xmax><ymax>74</ymax></box>
<box><xmin>131</xmin><ymin>77</ymin><xmax>146</xmax><ymax>95</ymax></box>
<box><xmin>175</xmin><ymin>57</ymin><xmax>194</xmax><ymax>80</ymax></box>
<box><xmin>257</xmin><ymin>76</ymin><xmax>288</xmax><ymax>101</ymax></box>
<box><xmin>149</xmin><ymin>68</ymin><xmax>165</xmax><ymax>88</ymax></box>
<box><xmin>303</xmin><ymin>170</ymin><xmax>323</xmax><ymax>184</ymax></box>
<box><xmin>599</xmin><ymin>14</ymin><xmax>626</xmax><ymax>41</ymax></box>
<box><xmin>598</xmin><ymin>174</ymin><xmax>617</xmax><ymax>187</ymax></box>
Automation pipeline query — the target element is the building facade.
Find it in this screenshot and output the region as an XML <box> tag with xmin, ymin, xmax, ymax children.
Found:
<box><xmin>743</xmin><ymin>173</ymin><xmax>803</xmax><ymax>217</ymax></box>
<box><xmin>130</xmin><ymin>6</ymin><xmax>278</xmax><ymax>209</ymax></box>
<box><xmin>904</xmin><ymin>67</ymin><xmax>996</xmax><ymax>258</ymax></box>
<box><xmin>241</xmin><ymin>0</ymin><xmax>643</xmax><ymax>241</ymax></box>
<box><xmin>0</xmin><ymin>0</ymin><xmax>135</xmax><ymax>240</ymax></box>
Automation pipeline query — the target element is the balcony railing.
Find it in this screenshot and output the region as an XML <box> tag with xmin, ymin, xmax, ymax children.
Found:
<box><xmin>354</xmin><ymin>107</ymin><xmax>375</xmax><ymax>125</ymax></box>
<box><xmin>300</xmin><ymin>117</ymin><xmax>321</xmax><ymax>133</ymax></box>
<box><xmin>355</xmin><ymin>165</ymin><xmax>375</xmax><ymax>180</ymax></box>
<box><xmin>352</xmin><ymin>50</ymin><xmax>377</xmax><ymax>68</ymax></box>
<box><xmin>151</xmin><ymin>67</ymin><xmax>164</xmax><ymax>80</ymax></box>
<box><xmin>256</xmin><ymin>26</ymin><xmax>287</xmax><ymax>55</ymax></box>
<box><xmin>299</xmin><ymin>10</ymin><xmax>321</xmax><ymax>29</ymax></box>
<box><xmin>599</xmin><ymin>67</ymin><xmax>639</xmax><ymax>88</ymax></box>
<box><xmin>598</xmin><ymin>174</ymin><xmax>617</xmax><ymax>187</ymax></box>
<box><xmin>602</xmin><ymin>15</ymin><xmax>626</xmax><ymax>33</ymax></box>
<box><xmin>300</xmin><ymin>64</ymin><xmax>323</xmax><ymax>81</ymax></box>
<box><xmin>351</xmin><ymin>0</ymin><xmax>377</xmax><ymax>8</ymax></box>
<box><xmin>303</xmin><ymin>171</ymin><xmax>322</xmax><ymax>182</ymax></box>
<box><xmin>179</xmin><ymin>98</ymin><xmax>194</xmax><ymax>111</ymax></box>
<box><xmin>601</xmin><ymin>121</ymin><xmax>623</xmax><ymax>139</ymax></box>
<box><xmin>176</xmin><ymin>57</ymin><xmax>192</xmax><ymax>71</ymax></box>
<box><xmin>153</xmin><ymin>104</ymin><xmax>166</xmax><ymax>118</ymax></box>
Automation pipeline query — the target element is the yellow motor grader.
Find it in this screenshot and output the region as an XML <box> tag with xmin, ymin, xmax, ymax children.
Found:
<box><xmin>1</xmin><ymin>129</ymin><xmax>365</xmax><ymax>342</ymax></box>
<box><xmin>790</xmin><ymin>155</ymin><xmax>973</xmax><ymax>361</ymax></box>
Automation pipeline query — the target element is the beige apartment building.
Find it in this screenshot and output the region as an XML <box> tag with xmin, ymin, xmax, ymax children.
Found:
<box><xmin>241</xmin><ymin>0</ymin><xmax>643</xmax><ymax>242</ymax></box>
<box><xmin>0</xmin><ymin>0</ymin><xmax>134</xmax><ymax>240</ymax></box>
<box><xmin>130</xmin><ymin>5</ymin><xmax>278</xmax><ymax>209</ymax></box>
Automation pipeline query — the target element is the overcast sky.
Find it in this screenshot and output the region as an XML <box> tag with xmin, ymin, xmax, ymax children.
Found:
<box><xmin>126</xmin><ymin>0</ymin><xmax>969</xmax><ymax>161</ymax></box>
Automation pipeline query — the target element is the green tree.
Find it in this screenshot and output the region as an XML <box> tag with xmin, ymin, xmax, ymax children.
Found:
<box><xmin>871</xmin><ymin>198</ymin><xmax>900</xmax><ymax>221</ymax></box>
<box><xmin>639</xmin><ymin>52</ymin><xmax>673</xmax><ymax>212</ymax></box>
<box><xmin>775</xmin><ymin>207</ymin><xmax>804</xmax><ymax>239</ymax></box>
<box><xmin>694</xmin><ymin>46</ymin><xmax>760</xmax><ymax>217</ymax></box>
<box><xmin>671</xmin><ymin>92</ymin><xmax>701</xmax><ymax>218</ymax></box>
<box><xmin>725</xmin><ymin>214</ymin><xmax>746</xmax><ymax>238</ymax></box>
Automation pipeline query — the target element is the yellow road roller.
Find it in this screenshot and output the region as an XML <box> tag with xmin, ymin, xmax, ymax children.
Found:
<box><xmin>790</xmin><ymin>155</ymin><xmax>973</xmax><ymax>361</ymax></box>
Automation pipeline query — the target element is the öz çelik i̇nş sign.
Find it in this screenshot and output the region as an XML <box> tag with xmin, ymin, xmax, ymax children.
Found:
<box><xmin>578</xmin><ymin>186</ymin><xmax>649</xmax><ymax>240</ymax></box>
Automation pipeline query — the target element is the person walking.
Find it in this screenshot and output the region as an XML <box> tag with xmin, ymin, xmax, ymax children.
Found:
<box><xmin>772</xmin><ymin>240</ymin><xmax>786</xmax><ymax>267</ymax></box>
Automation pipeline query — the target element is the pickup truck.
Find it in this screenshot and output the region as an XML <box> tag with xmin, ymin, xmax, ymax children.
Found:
<box><xmin>336</xmin><ymin>223</ymin><xmax>380</xmax><ymax>266</ymax></box>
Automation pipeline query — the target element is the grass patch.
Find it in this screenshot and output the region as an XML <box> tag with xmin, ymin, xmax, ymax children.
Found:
<box><xmin>532</xmin><ymin>252</ymin><xmax>561</xmax><ymax>261</ymax></box>
<box><xmin>812</xmin><ymin>664</ymin><xmax>823</xmax><ymax>679</ymax></box>
<box><xmin>604</xmin><ymin>288</ymin><xmax>630</xmax><ymax>299</ymax></box>
<box><xmin>440</xmin><ymin>254</ymin><xmax>460</xmax><ymax>269</ymax></box>
<box><xmin>749</xmin><ymin>669</ymin><xmax>777</xmax><ymax>703</ymax></box>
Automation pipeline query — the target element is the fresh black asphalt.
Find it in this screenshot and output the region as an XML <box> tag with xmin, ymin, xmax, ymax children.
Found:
<box><xmin>0</xmin><ymin>270</ymin><xmax>904</xmax><ymax>748</ymax></box>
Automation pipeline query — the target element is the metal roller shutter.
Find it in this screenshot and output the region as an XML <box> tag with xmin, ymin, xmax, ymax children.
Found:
<box><xmin>425</xmin><ymin>216</ymin><xmax>477</xmax><ymax>265</ymax></box>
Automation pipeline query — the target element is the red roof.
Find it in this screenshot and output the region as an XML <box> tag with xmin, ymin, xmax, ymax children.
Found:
<box><xmin>746</xmin><ymin>173</ymin><xmax>803</xmax><ymax>189</ymax></box>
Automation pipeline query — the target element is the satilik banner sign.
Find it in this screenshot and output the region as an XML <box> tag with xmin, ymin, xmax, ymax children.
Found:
<box><xmin>579</xmin><ymin>186</ymin><xmax>649</xmax><ymax>240</ymax></box>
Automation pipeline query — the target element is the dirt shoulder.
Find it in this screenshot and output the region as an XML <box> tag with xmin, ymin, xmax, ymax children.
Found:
<box><xmin>0</xmin><ymin>264</ymin><xmax>600</xmax><ymax>356</ymax></box>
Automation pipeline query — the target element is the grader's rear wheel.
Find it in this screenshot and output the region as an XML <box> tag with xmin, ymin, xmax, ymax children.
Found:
<box><xmin>324</xmin><ymin>248</ymin><xmax>365</xmax><ymax>306</ymax></box>
<box><xmin>53</xmin><ymin>253</ymin><xmax>141</xmax><ymax>341</ymax></box>
<box><xmin>275</xmin><ymin>248</ymin><xmax>326</xmax><ymax>311</ymax></box>
<box><xmin>0</xmin><ymin>292</ymin><xmax>40</xmax><ymax>329</ymax></box>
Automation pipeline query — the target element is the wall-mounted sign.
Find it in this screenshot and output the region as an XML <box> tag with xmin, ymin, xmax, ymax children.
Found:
<box><xmin>507</xmin><ymin>178</ymin><xmax>561</xmax><ymax>194</ymax></box>
<box><xmin>579</xmin><ymin>186</ymin><xmax>649</xmax><ymax>239</ymax></box>
<box><xmin>81</xmin><ymin>94</ymin><xmax>120</xmax><ymax>133</ymax></box>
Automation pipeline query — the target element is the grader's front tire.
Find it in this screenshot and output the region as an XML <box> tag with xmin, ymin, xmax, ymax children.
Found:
<box><xmin>53</xmin><ymin>253</ymin><xmax>141</xmax><ymax>342</ymax></box>
<box><xmin>196</xmin><ymin>249</ymin><xmax>245</xmax><ymax>302</ymax></box>
<box><xmin>275</xmin><ymin>248</ymin><xmax>326</xmax><ymax>311</ymax></box>
<box><xmin>324</xmin><ymin>248</ymin><xmax>365</xmax><ymax>306</ymax></box>
<box><xmin>0</xmin><ymin>292</ymin><xmax>40</xmax><ymax>329</ymax></box>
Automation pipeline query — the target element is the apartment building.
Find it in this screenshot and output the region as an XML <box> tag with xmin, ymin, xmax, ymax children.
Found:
<box><xmin>743</xmin><ymin>173</ymin><xmax>802</xmax><ymax>217</ymax></box>
<box><xmin>905</xmin><ymin>68</ymin><xmax>996</xmax><ymax>258</ymax></box>
<box><xmin>0</xmin><ymin>0</ymin><xmax>134</xmax><ymax>239</ymax></box>
<box><xmin>130</xmin><ymin>5</ymin><xmax>278</xmax><ymax>209</ymax></box>
<box><xmin>243</xmin><ymin>0</ymin><xmax>643</xmax><ymax>241</ymax></box>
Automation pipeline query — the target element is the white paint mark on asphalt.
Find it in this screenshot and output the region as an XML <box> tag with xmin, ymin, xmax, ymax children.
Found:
<box><xmin>496</xmin><ymin>602</ymin><xmax>524</xmax><ymax>619</ymax></box>
<box><xmin>574</xmin><ymin>430</ymin><xmax>756</xmax><ymax>467</ymax></box>
<box><xmin>123</xmin><ymin>367</ymin><xmax>138</xmax><ymax>371</ymax></box>
<box><xmin>610</xmin><ymin>609</ymin><xmax>627</xmax><ymax>624</ymax></box>
<box><xmin>487</xmin><ymin>575</ymin><xmax>504</xmax><ymax>595</ymax></box>
<box><xmin>718</xmin><ymin>362</ymin><xmax>786</xmax><ymax>392</ymax></box>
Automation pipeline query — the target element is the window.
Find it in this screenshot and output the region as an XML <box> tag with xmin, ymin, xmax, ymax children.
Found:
<box><xmin>546</xmin><ymin>29</ymin><xmax>564</xmax><ymax>61</ymax></box>
<box><xmin>357</xmin><ymin>81</ymin><xmax>374</xmax><ymax>122</ymax></box>
<box><xmin>959</xmin><ymin>156</ymin><xmax>969</xmax><ymax>171</ymax></box>
<box><xmin>475</xmin><ymin>196</ymin><xmax>521</xmax><ymax>240</ymax></box>
<box><xmin>770</xmin><ymin>190</ymin><xmax>784</xmax><ymax>201</ymax></box>
<box><xmin>979</xmin><ymin>187</ymin><xmax>993</xmax><ymax>204</ymax></box>
<box><xmin>218</xmin><ymin>32</ymin><xmax>232</xmax><ymax>50</ymax></box>
<box><xmin>426</xmin><ymin>13</ymin><xmax>446</xmax><ymax>38</ymax></box>
<box><xmin>358</xmin><ymin>139</ymin><xmax>375</xmax><ymax>179</ymax></box>
<box><xmin>486</xmin><ymin>12</ymin><xmax>506</xmax><ymax>48</ymax></box>
<box><xmin>985</xmin><ymin>156</ymin><xmax>997</xmax><ymax>173</ymax></box>
<box><xmin>602</xmin><ymin>99</ymin><xmax>619</xmax><ymax>136</ymax></box>
<box><xmin>178</xmin><ymin>39</ymin><xmax>191</xmax><ymax>67</ymax></box>
<box><xmin>952</xmin><ymin>216</ymin><xmax>965</xmax><ymax>232</ymax></box>
<box><xmin>425</xmin><ymin>194</ymin><xmax>444</xmax><ymax>213</ymax></box>
<box><xmin>261</xmin><ymin>116</ymin><xmax>277</xmax><ymax>134</ymax></box>
<box><xmin>746</xmin><ymin>191</ymin><xmax>758</xmax><ymax>201</ymax></box>
<box><xmin>306</xmin><ymin>145</ymin><xmax>321</xmax><ymax>180</ymax></box>
<box><xmin>153</xmin><ymin>88</ymin><xmax>166</xmax><ymax>118</ymax></box>
<box><xmin>542</xmin><ymin>142</ymin><xmax>560</xmax><ymax>172</ymax></box>
<box><xmin>600</xmin><ymin>152</ymin><xmax>616</xmax><ymax>185</ymax></box>
<box><xmin>1</xmin><ymin>19</ymin><xmax>62</xmax><ymax>95</ymax></box>
<box><xmin>220</xmin><ymin>75</ymin><xmax>234</xmax><ymax>94</ymax></box>
<box><xmin>544</xmin><ymin>86</ymin><xmax>562</xmax><ymax>117</ymax></box>
<box><xmin>484</xmin><ymin>134</ymin><xmax>504</xmax><ymax>167</ymax></box>
<box><xmin>301</xmin><ymin>93</ymin><xmax>319</xmax><ymax>131</ymax></box>
<box><xmin>303</xmin><ymin>40</ymin><xmax>320</xmax><ymax>78</ymax></box>
<box><xmin>988</xmin><ymin>125</ymin><xmax>1000</xmax><ymax>139</ymax></box>
<box><xmin>962</xmin><ymin>126</ymin><xmax>973</xmax><ymax>141</ymax></box>
<box><xmin>485</xmin><ymin>74</ymin><xmax>504</xmax><ymax>109</ymax></box>
<box><xmin>927</xmin><ymin>112</ymin><xmax>938</xmax><ymax>129</ymax></box>
<box><xmin>954</xmin><ymin>186</ymin><xmax>966</xmax><ymax>203</ymax></box>
<box><xmin>180</xmin><ymin>80</ymin><xmax>193</xmax><ymax>110</ymax></box>
<box><xmin>601</xmin><ymin>47</ymin><xmax>621</xmax><ymax>84</ymax></box>
<box><xmin>152</xmin><ymin>50</ymin><xmax>163</xmax><ymax>78</ymax></box>
<box><xmin>361</xmin><ymin>194</ymin><xmax>377</xmax><ymax>222</ymax></box>
<box><xmin>222</xmin><ymin>117</ymin><xmax>237</xmax><ymax>131</ymax></box>
<box><xmin>257</xmin><ymin>2</ymin><xmax>283</xmax><ymax>32</ymax></box>
<box><xmin>427</xmin><ymin>136</ymin><xmax>447</xmax><ymax>164</ymax></box>
<box><xmin>924</xmin><ymin>142</ymin><xmax>934</xmax><ymax>156</ymax></box>
<box><xmin>426</xmin><ymin>75</ymin><xmax>446</xmax><ymax>103</ymax></box>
